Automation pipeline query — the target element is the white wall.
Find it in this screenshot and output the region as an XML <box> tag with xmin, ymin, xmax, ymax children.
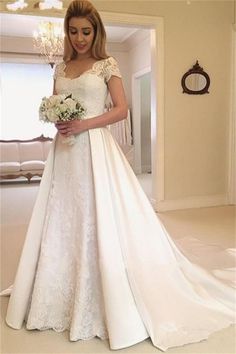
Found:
<box><xmin>128</xmin><ymin>34</ymin><xmax>151</xmax><ymax>82</ymax></box>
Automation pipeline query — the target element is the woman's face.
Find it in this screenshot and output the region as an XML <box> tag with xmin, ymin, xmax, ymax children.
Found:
<box><xmin>68</xmin><ymin>17</ymin><xmax>95</xmax><ymax>57</ymax></box>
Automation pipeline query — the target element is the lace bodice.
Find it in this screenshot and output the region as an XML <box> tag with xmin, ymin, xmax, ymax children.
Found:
<box><xmin>53</xmin><ymin>56</ymin><xmax>122</xmax><ymax>119</ymax></box>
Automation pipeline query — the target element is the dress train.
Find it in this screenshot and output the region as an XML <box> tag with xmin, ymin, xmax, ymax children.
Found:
<box><xmin>1</xmin><ymin>127</ymin><xmax>235</xmax><ymax>351</ymax></box>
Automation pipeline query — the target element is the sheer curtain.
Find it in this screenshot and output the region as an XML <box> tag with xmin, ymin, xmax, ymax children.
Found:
<box><xmin>1</xmin><ymin>62</ymin><xmax>56</xmax><ymax>140</ymax></box>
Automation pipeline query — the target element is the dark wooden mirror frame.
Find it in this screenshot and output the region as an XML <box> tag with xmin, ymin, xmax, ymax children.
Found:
<box><xmin>181</xmin><ymin>61</ymin><xmax>210</xmax><ymax>95</ymax></box>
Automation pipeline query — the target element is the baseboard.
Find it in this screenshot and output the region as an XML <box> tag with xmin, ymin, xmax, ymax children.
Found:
<box><xmin>141</xmin><ymin>165</ymin><xmax>152</xmax><ymax>173</ymax></box>
<box><xmin>152</xmin><ymin>194</ymin><xmax>229</xmax><ymax>212</ymax></box>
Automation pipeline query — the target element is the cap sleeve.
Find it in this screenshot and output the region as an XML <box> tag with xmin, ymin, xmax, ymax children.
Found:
<box><xmin>53</xmin><ymin>61</ymin><xmax>65</xmax><ymax>80</ymax></box>
<box><xmin>103</xmin><ymin>57</ymin><xmax>122</xmax><ymax>83</ymax></box>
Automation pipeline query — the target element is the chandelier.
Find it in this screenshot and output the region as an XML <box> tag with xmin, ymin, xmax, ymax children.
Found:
<box><xmin>6</xmin><ymin>0</ymin><xmax>63</xmax><ymax>11</ymax></box>
<box><xmin>6</xmin><ymin>0</ymin><xmax>28</xmax><ymax>10</ymax></box>
<box><xmin>33</xmin><ymin>21</ymin><xmax>64</xmax><ymax>68</ymax></box>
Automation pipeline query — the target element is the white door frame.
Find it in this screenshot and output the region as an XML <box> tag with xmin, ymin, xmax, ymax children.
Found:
<box><xmin>132</xmin><ymin>67</ymin><xmax>151</xmax><ymax>175</ymax></box>
<box><xmin>228</xmin><ymin>26</ymin><xmax>236</xmax><ymax>205</ymax></box>
<box><xmin>101</xmin><ymin>12</ymin><xmax>165</xmax><ymax>209</ymax></box>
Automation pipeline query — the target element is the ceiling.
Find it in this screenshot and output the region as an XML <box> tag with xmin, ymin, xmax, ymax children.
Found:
<box><xmin>0</xmin><ymin>12</ymin><xmax>140</xmax><ymax>43</ymax></box>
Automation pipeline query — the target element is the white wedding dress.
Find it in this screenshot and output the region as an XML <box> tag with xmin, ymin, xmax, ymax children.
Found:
<box><xmin>1</xmin><ymin>56</ymin><xmax>235</xmax><ymax>352</ymax></box>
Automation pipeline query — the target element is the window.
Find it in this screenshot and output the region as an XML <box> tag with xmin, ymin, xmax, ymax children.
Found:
<box><xmin>1</xmin><ymin>62</ymin><xmax>56</xmax><ymax>139</ymax></box>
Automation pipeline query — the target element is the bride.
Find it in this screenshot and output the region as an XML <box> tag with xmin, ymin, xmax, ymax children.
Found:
<box><xmin>1</xmin><ymin>0</ymin><xmax>235</xmax><ymax>351</ymax></box>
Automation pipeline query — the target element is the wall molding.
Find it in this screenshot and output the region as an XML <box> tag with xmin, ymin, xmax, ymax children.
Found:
<box><xmin>0</xmin><ymin>29</ymin><xmax>150</xmax><ymax>58</ymax></box>
<box><xmin>228</xmin><ymin>27</ymin><xmax>236</xmax><ymax>205</ymax></box>
<box><xmin>154</xmin><ymin>194</ymin><xmax>229</xmax><ymax>212</ymax></box>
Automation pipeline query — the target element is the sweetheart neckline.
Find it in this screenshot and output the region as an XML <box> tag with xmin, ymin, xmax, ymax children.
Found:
<box><xmin>62</xmin><ymin>58</ymin><xmax>107</xmax><ymax>80</ymax></box>
<box><xmin>59</xmin><ymin>71</ymin><xmax>105</xmax><ymax>82</ymax></box>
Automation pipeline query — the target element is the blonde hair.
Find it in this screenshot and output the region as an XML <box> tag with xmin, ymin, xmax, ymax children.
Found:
<box><xmin>64</xmin><ymin>0</ymin><xmax>108</xmax><ymax>62</ymax></box>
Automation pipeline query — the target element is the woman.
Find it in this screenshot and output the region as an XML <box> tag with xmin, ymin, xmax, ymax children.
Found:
<box><xmin>1</xmin><ymin>0</ymin><xmax>235</xmax><ymax>351</ymax></box>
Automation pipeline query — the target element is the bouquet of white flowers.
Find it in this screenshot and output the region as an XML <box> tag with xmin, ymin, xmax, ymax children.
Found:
<box><xmin>39</xmin><ymin>94</ymin><xmax>86</xmax><ymax>145</ymax></box>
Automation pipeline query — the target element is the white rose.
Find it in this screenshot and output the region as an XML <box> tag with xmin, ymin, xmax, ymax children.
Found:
<box><xmin>46</xmin><ymin>109</ymin><xmax>59</xmax><ymax>122</ymax></box>
<box><xmin>58</xmin><ymin>103</ymin><xmax>68</xmax><ymax>113</ymax></box>
<box><xmin>65</xmin><ymin>98</ymin><xmax>77</xmax><ymax>111</ymax></box>
<box><xmin>48</xmin><ymin>95</ymin><xmax>63</xmax><ymax>108</ymax></box>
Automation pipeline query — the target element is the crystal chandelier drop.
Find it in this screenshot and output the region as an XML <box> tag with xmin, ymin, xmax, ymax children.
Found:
<box><xmin>33</xmin><ymin>22</ymin><xmax>64</xmax><ymax>68</ymax></box>
<box><xmin>6</xmin><ymin>0</ymin><xmax>63</xmax><ymax>11</ymax></box>
<box><xmin>6</xmin><ymin>0</ymin><xmax>28</xmax><ymax>10</ymax></box>
<box><xmin>38</xmin><ymin>0</ymin><xmax>63</xmax><ymax>10</ymax></box>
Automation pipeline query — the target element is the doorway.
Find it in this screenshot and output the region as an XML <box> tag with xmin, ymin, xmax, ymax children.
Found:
<box><xmin>101</xmin><ymin>12</ymin><xmax>165</xmax><ymax>210</ymax></box>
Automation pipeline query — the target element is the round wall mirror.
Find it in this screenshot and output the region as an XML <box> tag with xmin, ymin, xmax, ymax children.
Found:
<box><xmin>181</xmin><ymin>61</ymin><xmax>210</xmax><ymax>95</ymax></box>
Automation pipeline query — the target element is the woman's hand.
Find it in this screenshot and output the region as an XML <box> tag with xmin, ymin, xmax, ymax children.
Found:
<box><xmin>55</xmin><ymin>119</ymin><xmax>87</xmax><ymax>137</ymax></box>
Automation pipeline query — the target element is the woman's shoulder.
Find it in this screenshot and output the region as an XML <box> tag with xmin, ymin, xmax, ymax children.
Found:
<box><xmin>102</xmin><ymin>56</ymin><xmax>122</xmax><ymax>82</ymax></box>
<box><xmin>54</xmin><ymin>60</ymin><xmax>66</xmax><ymax>70</ymax></box>
<box><xmin>53</xmin><ymin>61</ymin><xmax>66</xmax><ymax>80</ymax></box>
<box><xmin>103</xmin><ymin>56</ymin><xmax>118</xmax><ymax>65</ymax></box>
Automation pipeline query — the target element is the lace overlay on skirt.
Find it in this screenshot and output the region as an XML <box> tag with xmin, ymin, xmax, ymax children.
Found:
<box><xmin>25</xmin><ymin>132</ymin><xmax>108</xmax><ymax>341</ymax></box>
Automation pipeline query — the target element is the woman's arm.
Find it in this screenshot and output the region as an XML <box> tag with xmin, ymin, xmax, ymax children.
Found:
<box><xmin>86</xmin><ymin>75</ymin><xmax>128</xmax><ymax>128</ymax></box>
<box><xmin>56</xmin><ymin>76</ymin><xmax>128</xmax><ymax>137</ymax></box>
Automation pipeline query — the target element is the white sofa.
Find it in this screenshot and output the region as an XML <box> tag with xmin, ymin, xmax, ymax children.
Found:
<box><xmin>0</xmin><ymin>135</ymin><xmax>53</xmax><ymax>182</ymax></box>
